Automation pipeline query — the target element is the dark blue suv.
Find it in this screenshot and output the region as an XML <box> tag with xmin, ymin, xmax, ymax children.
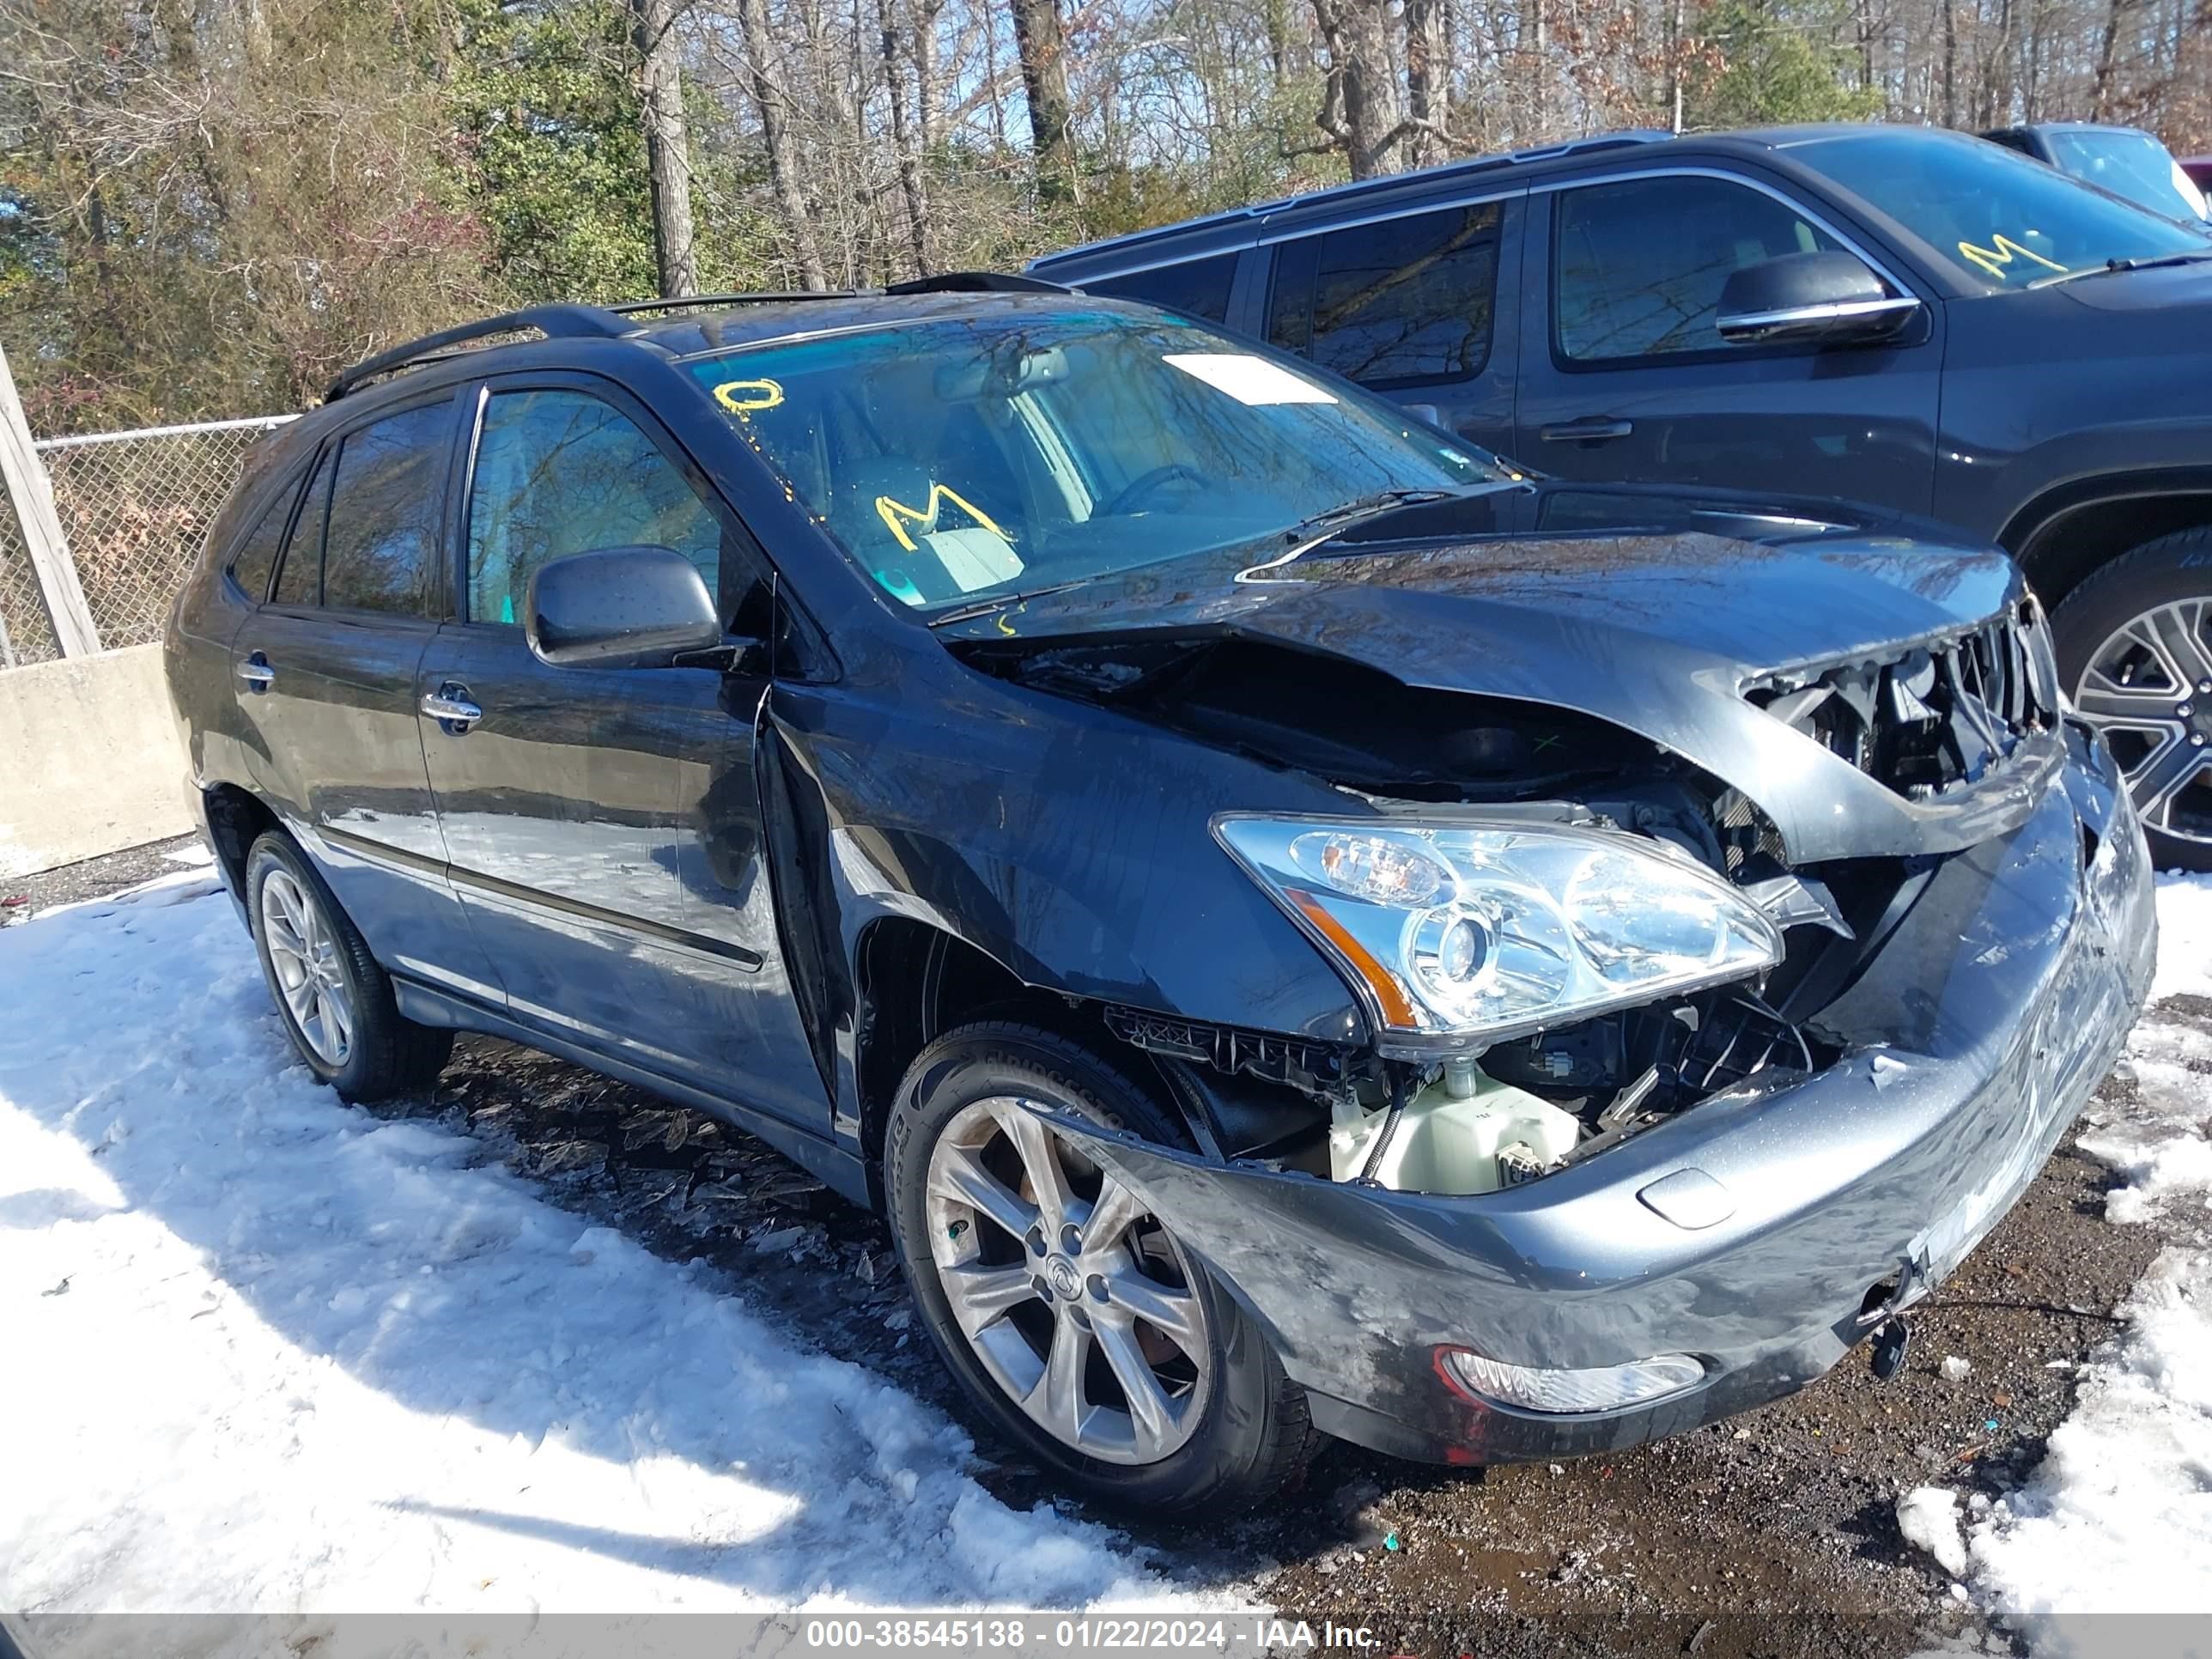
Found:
<box><xmin>1033</xmin><ymin>124</ymin><xmax>2212</xmax><ymax>867</ymax></box>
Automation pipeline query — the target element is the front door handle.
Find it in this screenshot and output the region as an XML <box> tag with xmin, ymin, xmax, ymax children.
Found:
<box><xmin>236</xmin><ymin>653</ymin><xmax>275</xmax><ymax>692</ymax></box>
<box><xmin>1539</xmin><ymin>417</ymin><xmax>1635</xmax><ymax>443</ymax></box>
<box><xmin>422</xmin><ymin>684</ymin><xmax>483</xmax><ymax>733</ymax></box>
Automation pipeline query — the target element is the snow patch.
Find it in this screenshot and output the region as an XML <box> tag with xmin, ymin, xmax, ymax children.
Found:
<box><xmin>0</xmin><ymin>886</ymin><xmax>1219</xmax><ymax>1614</ymax></box>
<box><xmin>1898</xmin><ymin>1486</ymin><xmax>1968</xmax><ymax>1578</ymax></box>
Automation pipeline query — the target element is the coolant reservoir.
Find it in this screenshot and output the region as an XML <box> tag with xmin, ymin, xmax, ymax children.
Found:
<box><xmin>1329</xmin><ymin>1068</ymin><xmax>1582</xmax><ymax>1194</ymax></box>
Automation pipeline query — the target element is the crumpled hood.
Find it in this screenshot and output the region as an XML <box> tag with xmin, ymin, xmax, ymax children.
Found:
<box><xmin>939</xmin><ymin>483</ymin><xmax>2062</xmax><ymax>863</ymax></box>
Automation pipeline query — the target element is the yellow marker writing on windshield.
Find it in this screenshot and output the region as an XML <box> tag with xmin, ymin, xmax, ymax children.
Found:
<box><xmin>714</xmin><ymin>378</ymin><xmax>785</xmax><ymax>415</ymax></box>
<box><xmin>1956</xmin><ymin>234</ymin><xmax>2068</xmax><ymax>282</ymax></box>
<box><xmin>875</xmin><ymin>485</ymin><xmax>1009</xmax><ymax>552</ymax></box>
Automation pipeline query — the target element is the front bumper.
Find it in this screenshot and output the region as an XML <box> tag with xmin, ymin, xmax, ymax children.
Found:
<box><xmin>1050</xmin><ymin>730</ymin><xmax>2157</xmax><ymax>1463</ymax></box>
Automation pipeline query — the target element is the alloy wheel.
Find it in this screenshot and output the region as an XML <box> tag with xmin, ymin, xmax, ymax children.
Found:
<box><xmin>2073</xmin><ymin>598</ymin><xmax>2212</xmax><ymax>848</ymax></box>
<box><xmin>923</xmin><ymin>1096</ymin><xmax>1212</xmax><ymax>1465</ymax></box>
<box><xmin>259</xmin><ymin>867</ymin><xmax>355</xmax><ymax>1066</ymax></box>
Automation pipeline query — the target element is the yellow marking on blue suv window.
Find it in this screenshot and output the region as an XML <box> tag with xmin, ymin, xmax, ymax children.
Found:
<box><xmin>874</xmin><ymin>485</ymin><xmax>1010</xmax><ymax>552</ymax></box>
<box><xmin>1956</xmin><ymin>234</ymin><xmax>2068</xmax><ymax>281</ymax></box>
<box><xmin>713</xmin><ymin>378</ymin><xmax>786</xmax><ymax>415</ymax></box>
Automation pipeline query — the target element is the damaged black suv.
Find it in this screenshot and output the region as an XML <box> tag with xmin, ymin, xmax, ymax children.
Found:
<box><xmin>166</xmin><ymin>281</ymin><xmax>2155</xmax><ymax>1512</ymax></box>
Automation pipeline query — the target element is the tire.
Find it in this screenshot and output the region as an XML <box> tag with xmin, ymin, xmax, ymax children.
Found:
<box><xmin>884</xmin><ymin>1021</ymin><xmax>1316</xmax><ymax>1512</ymax></box>
<box><xmin>244</xmin><ymin>831</ymin><xmax>453</xmax><ymax>1100</ymax></box>
<box><xmin>2052</xmin><ymin>528</ymin><xmax>2212</xmax><ymax>872</ymax></box>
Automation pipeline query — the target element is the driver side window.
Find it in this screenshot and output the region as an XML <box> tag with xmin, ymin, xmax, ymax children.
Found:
<box><xmin>1553</xmin><ymin>176</ymin><xmax>1841</xmax><ymax>362</ymax></box>
<box><xmin>466</xmin><ymin>388</ymin><xmax>724</xmax><ymax>625</ymax></box>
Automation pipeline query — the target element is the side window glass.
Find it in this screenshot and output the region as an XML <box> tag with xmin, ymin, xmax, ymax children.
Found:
<box><xmin>466</xmin><ymin>389</ymin><xmax>724</xmax><ymax>625</ymax></box>
<box><xmin>321</xmin><ymin>402</ymin><xmax>451</xmax><ymax>615</ymax></box>
<box><xmin>271</xmin><ymin>448</ymin><xmax>335</xmax><ymax>607</ymax></box>
<box><xmin>1554</xmin><ymin>176</ymin><xmax>1842</xmax><ymax>362</ymax></box>
<box><xmin>1087</xmin><ymin>254</ymin><xmax>1240</xmax><ymax>324</ymax></box>
<box><xmin>1305</xmin><ymin>203</ymin><xmax>1502</xmax><ymax>386</ymax></box>
<box><xmin>226</xmin><ymin>476</ymin><xmax>302</xmax><ymax>604</ymax></box>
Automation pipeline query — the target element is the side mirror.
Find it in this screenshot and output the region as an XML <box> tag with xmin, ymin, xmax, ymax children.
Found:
<box><xmin>525</xmin><ymin>545</ymin><xmax>726</xmax><ymax>670</ymax></box>
<box><xmin>1717</xmin><ymin>251</ymin><xmax>1923</xmax><ymax>347</ymax></box>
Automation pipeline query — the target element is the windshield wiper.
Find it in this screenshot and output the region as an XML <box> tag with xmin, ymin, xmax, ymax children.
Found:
<box><xmin>926</xmin><ymin>575</ymin><xmax>1102</xmax><ymax>627</ymax></box>
<box><xmin>1276</xmin><ymin>486</ymin><xmax>1470</xmax><ymax>548</ymax></box>
<box><xmin>2028</xmin><ymin>249</ymin><xmax>2212</xmax><ymax>289</ymax></box>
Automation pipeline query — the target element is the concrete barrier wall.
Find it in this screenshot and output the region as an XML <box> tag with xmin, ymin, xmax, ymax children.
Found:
<box><xmin>0</xmin><ymin>644</ymin><xmax>190</xmax><ymax>879</ymax></box>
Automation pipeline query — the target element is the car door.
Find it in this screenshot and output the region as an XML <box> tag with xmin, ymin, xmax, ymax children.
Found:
<box><xmin>1259</xmin><ymin>194</ymin><xmax>1522</xmax><ymax>461</ymax></box>
<box><xmin>1515</xmin><ymin>169</ymin><xmax>1942</xmax><ymax>516</ymax></box>
<box><xmin>418</xmin><ymin>374</ymin><xmax>825</xmax><ymax>1128</ymax></box>
<box><xmin>229</xmin><ymin>392</ymin><xmax>502</xmax><ymax>1004</ymax></box>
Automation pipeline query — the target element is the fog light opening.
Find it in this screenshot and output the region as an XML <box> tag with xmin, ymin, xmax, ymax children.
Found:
<box><xmin>1435</xmin><ymin>1346</ymin><xmax>1707</xmax><ymax>1414</ymax></box>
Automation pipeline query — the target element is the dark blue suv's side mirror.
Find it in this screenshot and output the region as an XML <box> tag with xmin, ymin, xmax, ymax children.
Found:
<box><xmin>1717</xmin><ymin>250</ymin><xmax>1923</xmax><ymax>347</ymax></box>
<box><xmin>525</xmin><ymin>545</ymin><xmax>727</xmax><ymax>671</ymax></box>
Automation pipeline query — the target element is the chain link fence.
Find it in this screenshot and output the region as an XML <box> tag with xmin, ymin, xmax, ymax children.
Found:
<box><xmin>0</xmin><ymin>414</ymin><xmax>297</xmax><ymax>669</ymax></box>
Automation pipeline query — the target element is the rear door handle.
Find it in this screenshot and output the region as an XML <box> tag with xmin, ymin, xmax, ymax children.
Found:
<box><xmin>236</xmin><ymin>653</ymin><xmax>275</xmax><ymax>692</ymax></box>
<box><xmin>422</xmin><ymin>684</ymin><xmax>483</xmax><ymax>733</ymax></box>
<box><xmin>1538</xmin><ymin>417</ymin><xmax>1635</xmax><ymax>443</ymax></box>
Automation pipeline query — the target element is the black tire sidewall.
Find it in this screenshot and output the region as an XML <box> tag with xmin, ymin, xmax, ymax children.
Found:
<box><xmin>2053</xmin><ymin>531</ymin><xmax>2212</xmax><ymax>872</ymax></box>
<box><xmin>884</xmin><ymin>1024</ymin><xmax>1291</xmax><ymax>1512</ymax></box>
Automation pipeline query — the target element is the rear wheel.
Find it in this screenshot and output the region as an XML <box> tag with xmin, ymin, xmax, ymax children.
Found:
<box><xmin>2055</xmin><ymin>529</ymin><xmax>2212</xmax><ymax>872</ymax></box>
<box><xmin>245</xmin><ymin>832</ymin><xmax>453</xmax><ymax>1100</ymax></box>
<box><xmin>884</xmin><ymin>1022</ymin><xmax>1316</xmax><ymax>1511</ymax></box>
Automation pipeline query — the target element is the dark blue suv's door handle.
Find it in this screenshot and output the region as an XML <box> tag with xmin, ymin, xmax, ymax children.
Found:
<box><xmin>1539</xmin><ymin>417</ymin><xmax>1635</xmax><ymax>443</ymax></box>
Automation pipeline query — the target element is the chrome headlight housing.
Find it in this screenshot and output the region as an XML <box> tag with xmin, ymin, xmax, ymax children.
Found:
<box><xmin>1214</xmin><ymin>815</ymin><xmax>1783</xmax><ymax>1048</ymax></box>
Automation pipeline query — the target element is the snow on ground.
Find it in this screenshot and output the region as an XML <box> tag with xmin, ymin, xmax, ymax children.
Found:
<box><xmin>1944</xmin><ymin>874</ymin><xmax>2212</xmax><ymax>1635</ymax></box>
<box><xmin>0</xmin><ymin>874</ymin><xmax>1217</xmax><ymax>1622</ymax></box>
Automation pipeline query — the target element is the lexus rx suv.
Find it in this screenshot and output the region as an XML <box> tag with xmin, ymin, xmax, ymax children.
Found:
<box><xmin>167</xmin><ymin>281</ymin><xmax>2154</xmax><ymax>1511</ymax></box>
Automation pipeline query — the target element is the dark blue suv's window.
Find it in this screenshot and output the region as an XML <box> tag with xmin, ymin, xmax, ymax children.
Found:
<box><xmin>1087</xmin><ymin>254</ymin><xmax>1239</xmax><ymax>324</ymax></box>
<box><xmin>1267</xmin><ymin>203</ymin><xmax>1501</xmax><ymax>388</ymax></box>
<box><xmin>319</xmin><ymin>403</ymin><xmax>451</xmax><ymax>615</ymax></box>
<box><xmin>1553</xmin><ymin>176</ymin><xmax>1842</xmax><ymax>362</ymax></box>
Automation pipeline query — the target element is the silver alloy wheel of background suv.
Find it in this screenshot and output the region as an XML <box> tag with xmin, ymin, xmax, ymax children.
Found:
<box><xmin>2073</xmin><ymin>597</ymin><xmax>2212</xmax><ymax>848</ymax></box>
<box><xmin>257</xmin><ymin>866</ymin><xmax>355</xmax><ymax>1066</ymax></box>
<box><xmin>923</xmin><ymin>1096</ymin><xmax>1212</xmax><ymax>1464</ymax></box>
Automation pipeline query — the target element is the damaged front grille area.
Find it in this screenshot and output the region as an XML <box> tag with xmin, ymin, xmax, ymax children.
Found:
<box><xmin>1744</xmin><ymin>600</ymin><xmax>2057</xmax><ymax>802</ymax></box>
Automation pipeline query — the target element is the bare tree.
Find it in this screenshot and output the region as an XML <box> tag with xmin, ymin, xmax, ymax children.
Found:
<box><xmin>629</xmin><ymin>0</ymin><xmax>700</xmax><ymax>296</ymax></box>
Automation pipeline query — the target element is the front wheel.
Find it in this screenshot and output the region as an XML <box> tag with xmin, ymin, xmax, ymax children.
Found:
<box><xmin>884</xmin><ymin>1022</ymin><xmax>1316</xmax><ymax>1512</ymax></box>
<box><xmin>2054</xmin><ymin>528</ymin><xmax>2212</xmax><ymax>872</ymax></box>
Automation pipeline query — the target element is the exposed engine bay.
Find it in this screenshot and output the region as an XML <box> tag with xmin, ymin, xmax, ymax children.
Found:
<box><xmin>962</xmin><ymin>629</ymin><xmax>1938</xmax><ymax>1196</ymax></box>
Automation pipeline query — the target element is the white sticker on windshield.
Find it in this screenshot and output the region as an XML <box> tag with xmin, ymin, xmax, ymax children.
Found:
<box><xmin>1162</xmin><ymin>353</ymin><xmax>1339</xmax><ymax>406</ymax></box>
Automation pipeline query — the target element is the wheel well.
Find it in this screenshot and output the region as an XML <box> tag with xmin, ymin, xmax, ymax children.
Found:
<box><xmin>201</xmin><ymin>784</ymin><xmax>280</xmax><ymax>900</ymax></box>
<box><xmin>853</xmin><ymin>919</ymin><xmax>1139</xmax><ymax>1189</ymax></box>
<box><xmin>2013</xmin><ymin>490</ymin><xmax>2212</xmax><ymax>610</ymax></box>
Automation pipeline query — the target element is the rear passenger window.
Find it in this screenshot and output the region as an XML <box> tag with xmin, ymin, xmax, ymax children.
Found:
<box><xmin>271</xmin><ymin>449</ymin><xmax>335</xmax><ymax>607</ymax></box>
<box><xmin>1553</xmin><ymin>176</ymin><xmax>1842</xmax><ymax>362</ymax></box>
<box><xmin>225</xmin><ymin>477</ymin><xmax>302</xmax><ymax>603</ymax></box>
<box><xmin>465</xmin><ymin>388</ymin><xmax>723</xmax><ymax>625</ymax></box>
<box><xmin>1086</xmin><ymin>254</ymin><xmax>1240</xmax><ymax>325</ymax></box>
<box><xmin>1267</xmin><ymin>204</ymin><xmax>1501</xmax><ymax>387</ymax></box>
<box><xmin>320</xmin><ymin>403</ymin><xmax>451</xmax><ymax>614</ymax></box>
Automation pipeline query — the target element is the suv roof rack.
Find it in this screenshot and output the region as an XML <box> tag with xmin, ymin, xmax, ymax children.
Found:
<box><xmin>325</xmin><ymin>303</ymin><xmax>638</xmax><ymax>402</ymax></box>
<box><xmin>1033</xmin><ymin>130</ymin><xmax>1674</xmax><ymax>270</ymax></box>
<box><xmin>325</xmin><ymin>273</ymin><xmax>1074</xmax><ymax>402</ymax></box>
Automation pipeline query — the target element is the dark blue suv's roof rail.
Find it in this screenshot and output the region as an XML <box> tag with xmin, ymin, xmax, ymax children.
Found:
<box><xmin>325</xmin><ymin>273</ymin><xmax>1077</xmax><ymax>403</ymax></box>
<box><xmin>325</xmin><ymin>303</ymin><xmax>638</xmax><ymax>403</ymax></box>
<box><xmin>1033</xmin><ymin>130</ymin><xmax>1674</xmax><ymax>272</ymax></box>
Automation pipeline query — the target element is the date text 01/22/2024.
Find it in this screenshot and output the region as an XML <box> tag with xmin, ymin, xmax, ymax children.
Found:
<box><xmin>799</xmin><ymin>1619</ymin><xmax>1401</xmax><ymax>1652</ymax></box>
<box><xmin>805</xmin><ymin>1627</ymin><xmax>1407</xmax><ymax>1654</ymax></box>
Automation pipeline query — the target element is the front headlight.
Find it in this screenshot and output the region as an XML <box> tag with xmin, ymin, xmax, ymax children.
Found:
<box><xmin>1214</xmin><ymin>815</ymin><xmax>1782</xmax><ymax>1047</ymax></box>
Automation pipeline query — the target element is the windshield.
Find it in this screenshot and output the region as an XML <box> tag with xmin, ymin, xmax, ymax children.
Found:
<box><xmin>1794</xmin><ymin>129</ymin><xmax>2212</xmax><ymax>289</ymax></box>
<box><xmin>2045</xmin><ymin>128</ymin><xmax>2209</xmax><ymax>223</ymax></box>
<box><xmin>686</xmin><ymin>308</ymin><xmax>1507</xmax><ymax>615</ymax></box>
